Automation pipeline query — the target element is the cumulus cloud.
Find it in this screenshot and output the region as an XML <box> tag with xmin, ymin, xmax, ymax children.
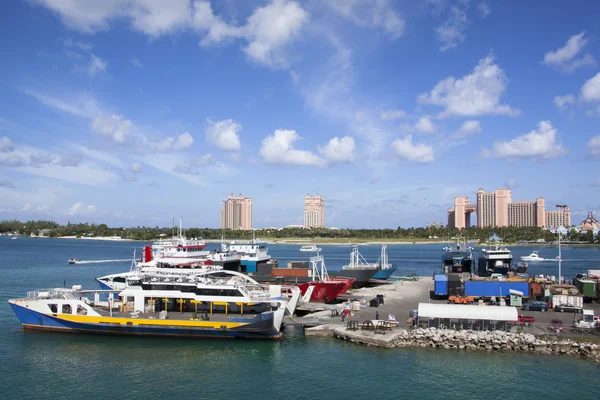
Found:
<box><xmin>453</xmin><ymin>120</ymin><xmax>481</xmax><ymax>139</ymax></box>
<box><xmin>324</xmin><ymin>0</ymin><xmax>405</xmax><ymax>39</ymax></box>
<box><xmin>588</xmin><ymin>135</ymin><xmax>600</xmax><ymax>157</ymax></box>
<box><xmin>63</xmin><ymin>37</ymin><xmax>93</xmax><ymax>51</ymax></box>
<box><xmin>436</xmin><ymin>4</ymin><xmax>468</xmax><ymax>51</ymax></box>
<box><xmin>418</xmin><ymin>54</ymin><xmax>519</xmax><ymax>118</ymax></box>
<box><xmin>29</xmin><ymin>152</ymin><xmax>54</xmax><ymax>167</ymax></box>
<box><xmin>0</xmin><ymin>136</ymin><xmax>14</xmax><ymax>152</ymax></box>
<box><xmin>318</xmin><ymin>136</ymin><xmax>356</xmax><ymax>163</ymax></box>
<box><xmin>479</xmin><ymin>121</ymin><xmax>565</xmax><ymax>159</ymax></box>
<box><xmin>260</xmin><ymin>129</ymin><xmax>324</xmax><ymax>166</ymax></box>
<box><xmin>478</xmin><ymin>3</ymin><xmax>490</xmax><ymax>18</ymax></box>
<box><xmin>147</xmin><ymin>132</ymin><xmax>194</xmax><ymax>152</ymax></box>
<box><xmin>543</xmin><ymin>32</ymin><xmax>596</xmax><ymax>72</ymax></box>
<box><xmin>392</xmin><ymin>135</ymin><xmax>434</xmax><ymax>163</ymax></box>
<box><xmin>581</xmin><ymin>73</ymin><xmax>600</xmax><ymax>102</ymax></box>
<box><xmin>505</xmin><ymin>178</ymin><xmax>519</xmax><ymax>188</ymax></box>
<box><xmin>91</xmin><ymin>114</ymin><xmax>133</xmax><ymax>144</ymax></box>
<box><xmin>380</xmin><ymin>109</ymin><xmax>407</xmax><ymax>120</ymax></box>
<box><xmin>205</xmin><ymin>119</ymin><xmax>241</xmax><ymax>151</ymax></box>
<box><xmin>0</xmin><ymin>155</ymin><xmax>27</xmax><ymax>167</ymax></box>
<box><xmin>130</xmin><ymin>57</ymin><xmax>143</xmax><ymax>68</ymax></box>
<box><xmin>67</xmin><ymin>202</ymin><xmax>97</xmax><ymax>216</ymax></box>
<box><xmin>554</xmin><ymin>94</ymin><xmax>576</xmax><ymax>110</ymax></box>
<box><xmin>415</xmin><ymin>116</ymin><xmax>436</xmax><ymax>134</ymax></box>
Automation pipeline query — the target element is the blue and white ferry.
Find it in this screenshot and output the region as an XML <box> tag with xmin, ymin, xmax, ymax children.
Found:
<box><xmin>223</xmin><ymin>238</ymin><xmax>272</xmax><ymax>274</ymax></box>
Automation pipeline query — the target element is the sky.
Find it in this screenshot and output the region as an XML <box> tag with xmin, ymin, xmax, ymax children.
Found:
<box><xmin>0</xmin><ymin>0</ymin><xmax>599</xmax><ymax>229</ymax></box>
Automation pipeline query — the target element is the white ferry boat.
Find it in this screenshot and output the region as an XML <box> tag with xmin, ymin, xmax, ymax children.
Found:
<box><xmin>9</xmin><ymin>269</ymin><xmax>301</xmax><ymax>340</ymax></box>
<box><xmin>299</xmin><ymin>245</ymin><xmax>321</xmax><ymax>252</ymax></box>
<box><xmin>224</xmin><ymin>238</ymin><xmax>272</xmax><ymax>274</ymax></box>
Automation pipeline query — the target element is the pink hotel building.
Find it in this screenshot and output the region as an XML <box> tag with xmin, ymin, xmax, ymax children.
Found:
<box><xmin>448</xmin><ymin>188</ymin><xmax>570</xmax><ymax>229</ymax></box>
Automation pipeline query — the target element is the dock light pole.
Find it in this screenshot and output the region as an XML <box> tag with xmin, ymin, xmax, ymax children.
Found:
<box><xmin>556</xmin><ymin>205</ymin><xmax>568</xmax><ymax>285</ymax></box>
<box><xmin>427</xmin><ymin>284</ymin><xmax>430</xmax><ymax>303</ymax></box>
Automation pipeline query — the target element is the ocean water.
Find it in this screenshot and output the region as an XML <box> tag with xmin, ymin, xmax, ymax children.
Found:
<box><xmin>1</xmin><ymin>237</ymin><xmax>599</xmax><ymax>399</ymax></box>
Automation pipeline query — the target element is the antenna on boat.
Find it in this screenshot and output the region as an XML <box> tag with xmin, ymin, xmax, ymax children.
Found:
<box><xmin>171</xmin><ymin>215</ymin><xmax>175</xmax><ymax>238</ymax></box>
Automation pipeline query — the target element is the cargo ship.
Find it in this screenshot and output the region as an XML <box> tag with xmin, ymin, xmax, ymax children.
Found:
<box><xmin>441</xmin><ymin>239</ymin><xmax>474</xmax><ymax>274</ymax></box>
<box><xmin>477</xmin><ymin>235</ymin><xmax>526</xmax><ymax>277</ymax></box>
<box><xmin>330</xmin><ymin>246</ymin><xmax>379</xmax><ymax>287</ymax></box>
<box><xmin>372</xmin><ymin>245</ymin><xmax>397</xmax><ymax>280</ymax></box>
<box><xmin>10</xmin><ymin>270</ymin><xmax>301</xmax><ymax>340</ymax></box>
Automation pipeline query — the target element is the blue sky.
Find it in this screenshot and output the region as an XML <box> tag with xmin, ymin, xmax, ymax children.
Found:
<box><xmin>1</xmin><ymin>0</ymin><xmax>599</xmax><ymax>229</ymax></box>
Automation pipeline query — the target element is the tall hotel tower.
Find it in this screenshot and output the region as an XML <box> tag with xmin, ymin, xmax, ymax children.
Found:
<box><xmin>304</xmin><ymin>194</ymin><xmax>324</xmax><ymax>228</ymax></box>
<box><xmin>220</xmin><ymin>194</ymin><xmax>252</xmax><ymax>230</ymax></box>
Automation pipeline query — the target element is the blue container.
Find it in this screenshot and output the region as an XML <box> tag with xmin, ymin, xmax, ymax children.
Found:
<box><xmin>434</xmin><ymin>274</ymin><xmax>448</xmax><ymax>296</ymax></box>
<box><xmin>464</xmin><ymin>281</ymin><xmax>529</xmax><ymax>297</ymax></box>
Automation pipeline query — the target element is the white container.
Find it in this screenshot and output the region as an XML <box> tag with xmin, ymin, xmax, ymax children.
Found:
<box><xmin>551</xmin><ymin>294</ymin><xmax>583</xmax><ymax>308</ymax></box>
<box><xmin>352</xmin><ymin>301</ymin><xmax>361</xmax><ymax>311</ymax></box>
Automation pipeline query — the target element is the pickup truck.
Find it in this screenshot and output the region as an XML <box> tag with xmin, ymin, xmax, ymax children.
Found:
<box><xmin>518</xmin><ymin>314</ymin><xmax>535</xmax><ymax>326</ymax></box>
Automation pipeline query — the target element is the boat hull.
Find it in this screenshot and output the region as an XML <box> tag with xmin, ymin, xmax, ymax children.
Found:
<box><xmin>9</xmin><ymin>301</ymin><xmax>282</xmax><ymax>340</ymax></box>
<box><xmin>373</xmin><ymin>266</ymin><xmax>397</xmax><ymax>280</ymax></box>
<box><xmin>331</xmin><ymin>269</ymin><xmax>378</xmax><ymax>288</ymax></box>
<box><xmin>297</xmin><ymin>279</ymin><xmax>354</xmax><ymax>303</ymax></box>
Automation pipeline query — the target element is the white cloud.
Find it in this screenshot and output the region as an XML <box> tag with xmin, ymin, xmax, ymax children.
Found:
<box><xmin>1</xmin><ymin>136</ymin><xmax>14</xmax><ymax>152</ymax></box>
<box><xmin>130</xmin><ymin>57</ymin><xmax>143</xmax><ymax>67</ymax></box>
<box><xmin>453</xmin><ymin>120</ymin><xmax>481</xmax><ymax>139</ymax></box>
<box><xmin>415</xmin><ymin>116</ymin><xmax>436</xmax><ymax>134</ymax></box>
<box><xmin>63</xmin><ymin>37</ymin><xmax>93</xmax><ymax>51</ymax></box>
<box><xmin>478</xmin><ymin>3</ymin><xmax>490</xmax><ymax>18</ymax></box>
<box><xmin>242</xmin><ymin>0</ymin><xmax>309</xmax><ymax>68</ymax></box>
<box><xmin>205</xmin><ymin>119</ymin><xmax>241</xmax><ymax>151</ymax></box>
<box><xmin>260</xmin><ymin>129</ymin><xmax>324</xmax><ymax>166</ymax></box>
<box><xmin>380</xmin><ymin>109</ymin><xmax>407</xmax><ymax>120</ymax></box>
<box><xmin>479</xmin><ymin>120</ymin><xmax>565</xmax><ymax>159</ymax></box>
<box><xmin>554</xmin><ymin>94</ymin><xmax>576</xmax><ymax>110</ymax></box>
<box><xmin>436</xmin><ymin>5</ymin><xmax>468</xmax><ymax>51</ymax></box>
<box><xmin>87</xmin><ymin>54</ymin><xmax>107</xmax><ymax>75</ymax></box>
<box><xmin>588</xmin><ymin>135</ymin><xmax>600</xmax><ymax>157</ymax></box>
<box><xmin>21</xmin><ymin>203</ymin><xmax>50</xmax><ymax>214</ymax></box>
<box><xmin>172</xmin><ymin>153</ymin><xmax>233</xmax><ymax>177</ymax></box>
<box><xmin>505</xmin><ymin>178</ymin><xmax>518</xmax><ymax>188</ymax></box>
<box><xmin>0</xmin><ymin>155</ymin><xmax>27</xmax><ymax>167</ymax></box>
<box><xmin>91</xmin><ymin>114</ymin><xmax>133</xmax><ymax>144</ymax></box>
<box><xmin>67</xmin><ymin>202</ymin><xmax>97</xmax><ymax>216</ymax></box>
<box><xmin>147</xmin><ymin>132</ymin><xmax>194</xmax><ymax>152</ymax></box>
<box><xmin>324</xmin><ymin>0</ymin><xmax>405</xmax><ymax>39</ymax></box>
<box><xmin>543</xmin><ymin>32</ymin><xmax>596</xmax><ymax>72</ymax></box>
<box><xmin>418</xmin><ymin>54</ymin><xmax>519</xmax><ymax>118</ymax></box>
<box><xmin>392</xmin><ymin>135</ymin><xmax>434</xmax><ymax>163</ymax></box>
<box><xmin>0</xmin><ymin>180</ymin><xmax>15</xmax><ymax>189</ymax></box>
<box><xmin>318</xmin><ymin>136</ymin><xmax>356</xmax><ymax>163</ymax></box>
<box><xmin>23</xmin><ymin>90</ymin><xmax>99</xmax><ymax>118</ymax></box>
<box><xmin>581</xmin><ymin>73</ymin><xmax>600</xmax><ymax>102</ymax></box>
<box><xmin>131</xmin><ymin>162</ymin><xmax>142</xmax><ymax>173</ymax></box>
<box><xmin>29</xmin><ymin>152</ymin><xmax>54</xmax><ymax>167</ymax></box>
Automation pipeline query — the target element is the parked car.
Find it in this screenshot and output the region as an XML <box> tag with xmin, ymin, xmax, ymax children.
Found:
<box><xmin>595</xmin><ymin>316</ymin><xmax>600</xmax><ymax>326</ymax></box>
<box><xmin>518</xmin><ymin>314</ymin><xmax>535</xmax><ymax>326</ymax></box>
<box><xmin>549</xmin><ymin>319</ymin><xmax>563</xmax><ymax>333</ymax></box>
<box><xmin>521</xmin><ymin>301</ymin><xmax>549</xmax><ymax>312</ymax></box>
<box><xmin>490</xmin><ymin>273</ymin><xmax>504</xmax><ymax>281</ymax></box>
<box><xmin>554</xmin><ymin>303</ymin><xmax>583</xmax><ymax>313</ymax></box>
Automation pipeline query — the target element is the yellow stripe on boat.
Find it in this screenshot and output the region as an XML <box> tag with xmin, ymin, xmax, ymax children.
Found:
<box><xmin>56</xmin><ymin>314</ymin><xmax>247</xmax><ymax>329</ymax></box>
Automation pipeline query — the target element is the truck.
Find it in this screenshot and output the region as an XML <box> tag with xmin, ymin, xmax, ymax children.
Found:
<box><xmin>573</xmin><ymin>309</ymin><xmax>596</xmax><ymax>329</ymax></box>
<box><xmin>518</xmin><ymin>314</ymin><xmax>535</xmax><ymax>326</ymax></box>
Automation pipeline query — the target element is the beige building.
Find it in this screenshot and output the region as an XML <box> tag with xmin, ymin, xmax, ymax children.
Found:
<box><xmin>447</xmin><ymin>197</ymin><xmax>476</xmax><ymax>229</ymax></box>
<box><xmin>546</xmin><ymin>207</ymin><xmax>571</xmax><ymax>228</ymax></box>
<box><xmin>508</xmin><ymin>198</ymin><xmax>545</xmax><ymax>227</ymax></box>
<box><xmin>220</xmin><ymin>193</ymin><xmax>252</xmax><ymax>230</ymax></box>
<box><xmin>304</xmin><ymin>194</ymin><xmax>324</xmax><ymax>228</ymax></box>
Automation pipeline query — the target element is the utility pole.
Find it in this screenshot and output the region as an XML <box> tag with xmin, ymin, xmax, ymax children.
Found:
<box><xmin>556</xmin><ymin>205</ymin><xmax>568</xmax><ymax>284</ymax></box>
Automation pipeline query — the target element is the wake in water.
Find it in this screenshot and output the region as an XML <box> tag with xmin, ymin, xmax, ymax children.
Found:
<box><xmin>73</xmin><ymin>259</ymin><xmax>130</xmax><ymax>265</ymax></box>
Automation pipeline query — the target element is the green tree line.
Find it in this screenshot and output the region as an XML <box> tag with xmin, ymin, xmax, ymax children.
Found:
<box><xmin>1</xmin><ymin>219</ymin><xmax>597</xmax><ymax>243</ymax></box>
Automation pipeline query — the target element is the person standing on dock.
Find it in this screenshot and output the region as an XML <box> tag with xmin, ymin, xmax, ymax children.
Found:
<box><xmin>375</xmin><ymin>311</ymin><xmax>379</xmax><ymax>320</ymax></box>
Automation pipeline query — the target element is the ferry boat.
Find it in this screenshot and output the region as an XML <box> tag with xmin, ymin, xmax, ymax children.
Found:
<box><xmin>441</xmin><ymin>239</ymin><xmax>474</xmax><ymax>274</ymax></box>
<box><xmin>9</xmin><ymin>270</ymin><xmax>301</xmax><ymax>340</ymax></box>
<box><xmin>224</xmin><ymin>238</ymin><xmax>273</xmax><ymax>274</ymax></box>
<box><xmin>331</xmin><ymin>246</ymin><xmax>378</xmax><ymax>287</ymax></box>
<box><xmin>477</xmin><ymin>235</ymin><xmax>526</xmax><ymax>276</ymax></box>
<box><xmin>521</xmin><ymin>251</ymin><xmax>544</xmax><ymax>261</ymax></box>
<box><xmin>299</xmin><ymin>245</ymin><xmax>321</xmax><ymax>252</ymax></box>
<box><xmin>372</xmin><ymin>245</ymin><xmax>397</xmax><ymax>280</ymax></box>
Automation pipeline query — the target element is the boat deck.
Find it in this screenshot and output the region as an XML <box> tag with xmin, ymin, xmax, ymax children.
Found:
<box><xmin>93</xmin><ymin>307</ymin><xmax>261</xmax><ymax>322</ymax></box>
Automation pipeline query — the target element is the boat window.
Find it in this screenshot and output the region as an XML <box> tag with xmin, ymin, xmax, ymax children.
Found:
<box><xmin>62</xmin><ymin>304</ymin><xmax>72</xmax><ymax>314</ymax></box>
<box><xmin>113</xmin><ymin>277</ymin><xmax>126</xmax><ymax>283</ymax></box>
<box><xmin>77</xmin><ymin>305</ymin><xmax>87</xmax><ymax>315</ymax></box>
<box><xmin>126</xmin><ymin>296</ymin><xmax>134</xmax><ymax>302</ymax></box>
<box><xmin>48</xmin><ymin>304</ymin><xmax>58</xmax><ymax>313</ymax></box>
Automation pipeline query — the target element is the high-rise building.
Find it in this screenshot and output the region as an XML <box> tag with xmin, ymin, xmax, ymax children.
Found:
<box><xmin>546</xmin><ymin>207</ymin><xmax>571</xmax><ymax>228</ymax></box>
<box><xmin>220</xmin><ymin>193</ymin><xmax>252</xmax><ymax>230</ymax></box>
<box><xmin>508</xmin><ymin>198</ymin><xmax>545</xmax><ymax>227</ymax></box>
<box><xmin>447</xmin><ymin>197</ymin><xmax>476</xmax><ymax>229</ymax></box>
<box><xmin>476</xmin><ymin>188</ymin><xmax>512</xmax><ymax>227</ymax></box>
<box><xmin>304</xmin><ymin>194</ymin><xmax>324</xmax><ymax>228</ymax></box>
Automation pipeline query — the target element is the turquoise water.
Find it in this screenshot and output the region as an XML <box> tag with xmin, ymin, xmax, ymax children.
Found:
<box><xmin>1</xmin><ymin>238</ymin><xmax>599</xmax><ymax>399</ymax></box>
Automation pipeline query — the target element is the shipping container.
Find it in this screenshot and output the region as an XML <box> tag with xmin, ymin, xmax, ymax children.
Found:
<box><xmin>271</xmin><ymin>268</ymin><xmax>311</xmax><ymax>277</ymax></box>
<box><xmin>550</xmin><ymin>294</ymin><xmax>583</xmax><ymax>309</ymax></box>
<box><xmin>573</xmin><ymin>278</ymin><xmax>597</xmax><ymax>299</ymax></box>
<box><xmin>434</xmin><ymin>274</ymin><xmax>448</xmax><ymax>296</ymax></box>
<box><xmin>529</xmin><ymin>282</ymin><xmax>543</xmax><ymax>297</ymax></box>
<box><xmin>288</xmin><ymin>261</ymin><xmax>309</xmax><ymax>269</ymax></box>
<box><xmin>464</xmin><ymin>281</ymin><xmax>529</xmax><ymax>298</ymax></box>
<box><xmin>587</xmin><ymin>270</ymin><xmax>600</xmax><ymax>278</ymax></box>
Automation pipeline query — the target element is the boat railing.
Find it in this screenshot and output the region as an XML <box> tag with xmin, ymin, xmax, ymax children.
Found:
<box><xmin>26</xmin><ymin>288</ymin><xmax>77</xmax><ymax>300</ymax></box>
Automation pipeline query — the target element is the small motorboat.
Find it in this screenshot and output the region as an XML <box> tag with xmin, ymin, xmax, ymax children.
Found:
<box><xmin>299</xmin><ymin>245</ymin><xmax>321</xmax><ymax>252</ymax></box>
<box><xmin>68</xmin><ymin>258</ymin><xmax>79</xmax><ymax>264</ymax></box>
<box><xmin>521</xmin><ymin>251</ymin><xmax>544</xmax><ymax>261</ymax></box>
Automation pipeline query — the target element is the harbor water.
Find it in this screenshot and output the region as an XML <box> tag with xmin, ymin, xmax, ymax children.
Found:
<box><xmin>1</xmin><ymin>237</ymin><xmax>599</xmax><ymax>399</ymax></box>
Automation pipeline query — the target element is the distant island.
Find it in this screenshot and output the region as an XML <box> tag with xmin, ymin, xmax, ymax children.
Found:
<box><xmin>1</xmin><ymin>219</ymin><xmax>597</xmax><ymax>245</ymax></box>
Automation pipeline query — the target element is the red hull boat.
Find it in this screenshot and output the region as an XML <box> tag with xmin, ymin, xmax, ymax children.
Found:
<box><xmin>298</xmin><ymin>278</ymin><xmax>355</xmax><ymax>303</ymax></box>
